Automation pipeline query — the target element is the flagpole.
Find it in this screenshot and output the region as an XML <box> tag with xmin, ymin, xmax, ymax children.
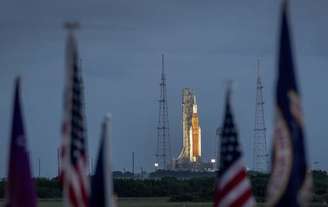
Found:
<box><xmin>105</xmin><ymin>113</ymin><xmax>114</xmax><ymax>207</ymax></box>
<box><xmin>132</xmin><ymin>152</ymin><xmax>135</xmax><ymax>177</ymax></box>
<box><xmin>38</xmin><ymin>158</ymin><xmax>41</xmax><ymax>177</ymax></box>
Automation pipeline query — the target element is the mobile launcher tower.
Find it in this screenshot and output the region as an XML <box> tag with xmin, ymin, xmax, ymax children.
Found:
<box><xmin>173</xmin><ymin>88</ymin><xmax>206</xmax><ymax>171</ymax></box>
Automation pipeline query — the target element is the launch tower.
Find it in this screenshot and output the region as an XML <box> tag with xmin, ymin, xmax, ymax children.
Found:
<box><xmin>177</xmin><ymin>88</ymin><xmax>194</xmax><ymax>161</ymax></box>
<box><xmin>253</xmin><ymin>61</ymin><xmax>269</xmax><ymax>172</ymax></box>
<box><xmin>155</xmin><ymin>54</ymin><xmax>171</xmax><ymax>170</ymax></box>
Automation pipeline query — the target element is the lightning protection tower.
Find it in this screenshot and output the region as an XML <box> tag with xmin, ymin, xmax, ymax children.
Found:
<box><xmin>155</xmin><ymin>54</ymin><xmax>171</xmax><ymax>170</ymax></box>
<box><xmin>253</xmin><ymin>60</ymin><xmax>269</xmax><ymax>172</ymax></box>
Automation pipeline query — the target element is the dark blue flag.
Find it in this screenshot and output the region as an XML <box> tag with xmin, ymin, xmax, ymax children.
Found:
<box><xmin>266</xmin><ymin>2</ymin><xmax>312</xmax><ymax>206</ymax></box>
<box><xmin>90</xmin><ymin>114</ymin><xmax>116</xmax><ymax>207</ymax></box>
<box><xmin>5</xmin><ymin>78</ymin><xmax>37</xmax><ymax>207</ymax></box>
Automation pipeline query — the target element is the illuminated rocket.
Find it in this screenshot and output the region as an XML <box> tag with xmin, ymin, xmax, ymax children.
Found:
<box><xmin>189</xmin><ymin>96</ymin><xmax>201</xmax><ymax>162</ymax></box>
<box><xmin>177</xmin><ymin>89</ymin><xmax>202</xmax><ymax>165</ymax></box>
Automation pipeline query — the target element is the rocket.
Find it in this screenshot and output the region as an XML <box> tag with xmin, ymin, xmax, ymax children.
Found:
<box><xmin>189</xmin><ymin>96</ymin><xmax>201</xmax><ymax>162</ymax></box>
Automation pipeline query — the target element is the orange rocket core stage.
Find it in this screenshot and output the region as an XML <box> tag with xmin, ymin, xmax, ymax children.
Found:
<box><xmin>189</xmin><ymin>96</ymin><xmax>201</xmax><ymax>162</ymax></box>
<box><xmin>191</xmin><ymin>113</ymin><xmax>200</xmax><ymax>157</ymax></box>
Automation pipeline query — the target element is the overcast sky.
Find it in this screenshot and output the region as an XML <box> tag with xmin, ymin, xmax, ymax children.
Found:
<box><xmin>0</xmin><ymin>0</ymin><xmax>328</xmax><ymax>177</ymax></box>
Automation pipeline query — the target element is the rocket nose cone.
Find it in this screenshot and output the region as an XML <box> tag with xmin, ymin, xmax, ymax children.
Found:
<box><xmin>193</xmin><ymin>104</ymin><xmax>197</xmax><ymax>113</ymax></box>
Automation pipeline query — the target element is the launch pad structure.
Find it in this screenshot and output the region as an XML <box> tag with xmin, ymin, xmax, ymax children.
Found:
<box><xmin>153</xmin><ymin>58</ymin><xmax>269</xmax><ymax>172</ymax></box>
<box><xmin>173</xmin><ymin>88</ymin><xmax>210</xmax><ymax>171</ymax></box>
<box><xmin>153</xmin><ymin>56</ymin><xmax>214</xmax><ymax>171</ymax></box>
<box><xmin>177</xmin><ymin>89</ymin><xmax>193</xmax><ymax>161</ymax></box>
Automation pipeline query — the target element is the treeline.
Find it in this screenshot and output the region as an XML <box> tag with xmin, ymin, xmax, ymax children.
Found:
<box><xmin>148</xmin><ymin>170</ymin><xmax>215</xmax><ymax>179</ymax></box>
<box><xmin>0</xmin><ymin>177</ymin><xmax>62</xmax><ymax>198</ymax></box>
<box><xmin>0</xmin><ymin>170</ymin><xmax>327</xmax><ymax>203</ymax></box>
<box><xmin>115</xmin><ymin>177</ymin><xmax>214</xmax><ymax>201</ymax></box>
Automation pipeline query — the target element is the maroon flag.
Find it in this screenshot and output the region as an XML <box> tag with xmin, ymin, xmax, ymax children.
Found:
<box><xmin>5</xmin><ymin>78</ymin><xmax>37</xmax><ymax>207</ymax></box>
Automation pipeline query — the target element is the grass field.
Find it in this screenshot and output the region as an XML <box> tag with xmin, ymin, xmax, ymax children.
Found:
<box><xmin>1</xmin><ymin>198</ymin><xmax>328</xmax><ymax>207</ymax></box>
<box><xmin>36</xmin><ymin>198</ymin><xmax>212</xmax><ymax>207</ymax></box>
<box><xmin>0</xmin><ymin>198</ymin><xmax>211</xmax><ymax>207</ymax></box>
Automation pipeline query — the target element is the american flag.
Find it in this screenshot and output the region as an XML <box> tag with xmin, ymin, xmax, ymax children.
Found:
<box><xmin>213</xmin><ymin>88</ymin><xmax>255</xmax><ymax>207</ymax></box>
<box><xmin>60</xmin><ymin>25</ymin><xmax>90</xmax><ymax>207</ymax></box>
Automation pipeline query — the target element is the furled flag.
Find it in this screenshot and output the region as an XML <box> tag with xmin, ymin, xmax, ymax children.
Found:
<box><xmin>5</xmin><ymin>78</ymin><xmax>37</xmax><ymax>207</ymax></box>
<box><xmin>266</xmin><ymin>2</ymin><xmax>312</xmax><ymax>206</ymax></box>
<box><xmin>90</xmin><ymin>114</ymin><xmax>117</xmax><ymax>207</ymax></box>
<box><xmin>213</xmin><ymin>86</ymin><xmax>255</xmax><ymax>207</ymax></box>
<box><xmin>60</xmin><ymin>23</ymin><xmax>90</xmax><ymax>207</ymax></box>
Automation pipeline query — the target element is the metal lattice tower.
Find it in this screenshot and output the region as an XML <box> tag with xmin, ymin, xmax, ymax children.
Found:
<box><xmin>253</xmin><ymin>60</ymin><xmax>269</xmax><ymax>172</ymax></box>
<box><xmin>216</xmin><ymin>127</ymin><xmax>222</xmax><ymax>170</ymax></box>
<box><xmin>156</xmin><ymin>54</ymin><xmax>171</xmax><ymax>170</ymax></box>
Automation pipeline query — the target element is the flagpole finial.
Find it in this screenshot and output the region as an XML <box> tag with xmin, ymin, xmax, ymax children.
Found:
<box><xmin>64</xmin><ymin>21</ymin><xmax>80</xmax><ymax>31</ymax></box>
<box><xmin>105</xmin><ymin>113</ymin><xmax>112</xmax><ymax>122</ymax></box>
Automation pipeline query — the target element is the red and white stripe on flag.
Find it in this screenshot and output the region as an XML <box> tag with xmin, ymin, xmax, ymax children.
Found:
<box><xmin>67</xmin><ymin>159</ymin><xmax>89</xmax><ymax>207</ymax></box>
<box><xmin>214</xmin><ymin>159</ymin><xmax>255</xmax><ymax>207</ymax></box>
<box><xmin>61</xmin><ymin>119</ymin><xmax>90</xmax><ymax>207</ymax></box>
